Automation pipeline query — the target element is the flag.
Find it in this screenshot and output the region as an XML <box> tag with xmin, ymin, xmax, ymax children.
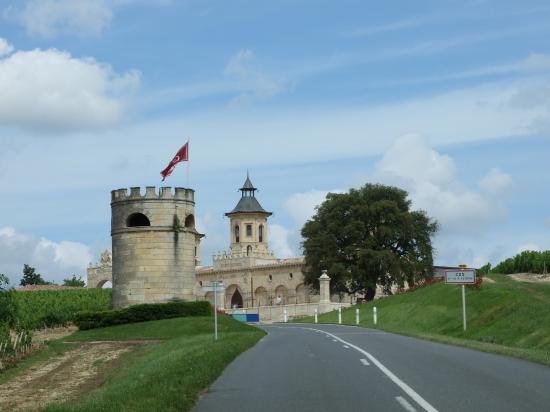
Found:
<box><xmin>160</xmin><ymin>142</ymin><xmax>189</xmax><ymax>181</ymax></box>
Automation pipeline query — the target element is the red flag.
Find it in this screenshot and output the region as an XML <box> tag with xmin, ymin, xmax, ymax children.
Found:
<box><xmin>160</xmin><ymin>142</ymin><xmax>189</xmax><ymax>181</ymax></box>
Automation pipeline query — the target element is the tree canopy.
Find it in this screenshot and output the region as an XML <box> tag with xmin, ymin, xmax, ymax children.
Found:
<box><xmin>63</xmin><ymin>275</ymin><xmax>86</xmax><ymax>287</ymax></box>
<box><xmin>301</xmin><ymin>184</ymin><xmax>438</xmax><ymax>299</ymax></box>
<box><xmin>491</xmin><ymin>250</ymin><xmax>550</xmax><ymax>274</ymax></box>
<box><xmin>20</xmin><ymin>264</ymin><xmax>49</xmax><ymax>286</ymax></box>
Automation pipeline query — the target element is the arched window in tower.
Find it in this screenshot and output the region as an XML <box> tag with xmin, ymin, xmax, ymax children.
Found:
<box><xmin>247</xmin><ymin>245</ymin><xmax>252</xmax><ymax>256</ymax></box>
<box><xmin>259</xmin><ymin>225</ymin><xmax>264</xmax><ymax>243</ymax></box>
<box><xmin>235</xmin><ymin>225</ymin><xmax>240</xmax><ymax>243</ymax></box>
<box><xmin>184</xmin><ymin>214</ymin><xmax>195</xmax><ymax>229</ymax></box>
<box><xmin>127</xmin><ymin>213</ymin><xmax>150</xmax><ymax>227</ymax></box>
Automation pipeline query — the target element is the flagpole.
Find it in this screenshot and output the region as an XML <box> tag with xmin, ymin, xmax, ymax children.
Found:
<box><xmin>186</xmin><ymin>138</ymin><xmax>190</xmax><ymax>188</ymax></box>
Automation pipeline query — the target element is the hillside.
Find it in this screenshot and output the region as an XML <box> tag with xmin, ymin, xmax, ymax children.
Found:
<box><xmin>296</xmin><ymin>274</ymin><xmax>550</xmax><ymax>365</ymax></box>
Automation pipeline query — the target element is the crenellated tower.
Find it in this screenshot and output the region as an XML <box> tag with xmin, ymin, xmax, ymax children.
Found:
<box><xmin>111</xmin><ymin>186</ymin><xmax>203</xmax><ymax>308</ymax></box>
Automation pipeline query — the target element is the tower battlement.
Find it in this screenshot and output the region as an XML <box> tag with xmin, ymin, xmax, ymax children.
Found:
<box><xmin>111</xmin><ymin>186</ymin><xmax>195</xmax><ymax>203</ymax></box>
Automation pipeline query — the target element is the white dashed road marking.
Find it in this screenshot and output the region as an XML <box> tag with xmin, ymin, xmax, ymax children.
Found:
<box><xmin>343</xmin><ymin>345</ymin><xmax>349</xmax><ymax>349</ymax></box>
<box><xmin>303</xmin><ymin>327</ymin><xmax>438</xmax><ymax>412</ymax></box>
<box><xmin>360</xmin><ymin>358</ymin><xmax>370</xmax><ymax>366</ymax></box>
<box><xmin>396</xmin><ymin>396</ymin><xmax>417</xmax><ymax>412</ymax></box>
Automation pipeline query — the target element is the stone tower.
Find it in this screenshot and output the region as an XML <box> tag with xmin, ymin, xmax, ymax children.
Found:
<box><xmin>213</xmin><ymin>174</ymin><xmax>277</xmax><ymax>269</ymax></box>
<box><xmin>111</xmin><ymin>186</ymin><xmax>203</xmax><ymax>308</ymax></box>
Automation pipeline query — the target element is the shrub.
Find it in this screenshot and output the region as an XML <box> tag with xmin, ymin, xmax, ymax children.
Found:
<box><xmin>74</xmin><ymin>301</ymin><xmax>211</xmax><ymax>330</ymax></box>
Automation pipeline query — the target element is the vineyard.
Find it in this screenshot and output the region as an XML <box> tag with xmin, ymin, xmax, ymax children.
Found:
<box><xmin>0</xmin><ymin>288</ymin><xmax>111</xmax><ymax>371</ymax></box>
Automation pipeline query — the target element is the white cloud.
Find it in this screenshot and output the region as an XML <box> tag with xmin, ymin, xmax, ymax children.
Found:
<box><xmin>269</xmin><ymin>224</ymin><xmax>295</xmax><ymax>258</ymax></box>
<box><xmin>0</xmin><ymin>38</ymin><xmax>14</xmax><ymax>56</ymax></box>
<box><xmin>224</xmin><ymin>49</ymin><xmax>291</xmax><ymax>103</ymax></box>
<box><xmin>479</xmin><ymin>168</ymin><xmax>512</xmax><ymax>194</ymax></box>
<box><xmin>0</xmin><ymin>227</ymin><xmax>92</xmax><ymax>286</ymax></box>
<box><xmin>0</xmin><ymin>47</ymin><xmax>139</xmax><ymax>131</ymax></box>
<box><xmin>283</xmin><ymin>189</ymin><xmax>343</xmax><ymax>227</ymax></box>
<box><xmin>5</xmin><ymin>0</ymin><xmax>113</xmax><ymax>38</ymax></box>
<box><xmin>373</xmin><ymin>135</ymin><xmax>508</xmax><ymax>234</ymax></box>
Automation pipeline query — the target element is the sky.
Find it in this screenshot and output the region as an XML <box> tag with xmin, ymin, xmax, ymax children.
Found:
<box><xmin>0</xmin><ymin>0</ymin><xmax>549</xmax><ymax>285</ymax></box>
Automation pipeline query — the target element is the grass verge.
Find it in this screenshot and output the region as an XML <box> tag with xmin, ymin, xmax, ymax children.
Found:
<box><xmin>294</xmin><ymin>274</ymin><xmax>550</xmax><ymax>366</ymax></box>
<box><xmin>1</xmin><ymin>314</ymin><xmax>263</xmax><ymax>412</ymax></box>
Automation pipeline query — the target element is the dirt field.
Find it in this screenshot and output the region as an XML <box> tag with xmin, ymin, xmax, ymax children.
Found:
<box><xmin>0</xmin><ymin>340</ymin><xmax>150</xmax><ymax>411</ymax></box>
<box><xmin>509</xmin><ymin>273</ymin><xmax>550</xmax><ymax>283</ymax></box>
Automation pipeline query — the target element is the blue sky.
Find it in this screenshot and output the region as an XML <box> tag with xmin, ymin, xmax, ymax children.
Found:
<box><xmin>0</xmin><ymin>0</ymin><xmax>549</xmax><ymax>285</ymax></box>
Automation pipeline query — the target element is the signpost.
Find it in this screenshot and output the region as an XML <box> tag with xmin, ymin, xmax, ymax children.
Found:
<box><xmin>203</xmin><ymin>281</ymin><xmax>224</xmax><ymax>340</ymax></box>
<box><xmin>445</xmin><ymin>267</ymin><xmax>476</xmax><ymax>331</ymax></box>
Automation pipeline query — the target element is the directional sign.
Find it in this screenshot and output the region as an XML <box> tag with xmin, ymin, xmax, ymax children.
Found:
<box><xmin>445</xmin><ymin>269</ymin><xmax>476</xmax><ymax>284</ymax></box>
<box><xmin>202</xmin><ymin>282</ymin><xmax>224</xmax><ymax>292</ymax></box>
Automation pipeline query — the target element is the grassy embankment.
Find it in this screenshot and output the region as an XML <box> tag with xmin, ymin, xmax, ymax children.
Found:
<box><xmin>39</xmin><ymin>314</ymin><xmax>264</xmax><ymax>412</ymax></box>
<box><xmin>295</xmin><ymin>274</ymin><xmax>550</xmax><ymax>365</ymax></box>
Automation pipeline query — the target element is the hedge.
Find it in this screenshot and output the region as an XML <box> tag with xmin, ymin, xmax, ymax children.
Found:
<box><xmin>74</xmin><ymin>301</ymin><xmax>211</xmax><ymax>330</ymax></box>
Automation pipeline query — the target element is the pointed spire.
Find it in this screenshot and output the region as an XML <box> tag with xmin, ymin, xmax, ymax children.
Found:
<box><xmin>226</xmin><ymin>172</ymin><xmax>272</xmax><ymax>216</ymax></box>
<box><xmin>240</xmin><ymin>171</ymin><xmax>256</xmax><ymax>192</ymax></box>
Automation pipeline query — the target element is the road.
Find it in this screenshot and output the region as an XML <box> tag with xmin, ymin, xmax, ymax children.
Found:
<box><xmin>194</xmin><ymin>323</ymin><xmax>550</xmax><ymax>412</ymax></box>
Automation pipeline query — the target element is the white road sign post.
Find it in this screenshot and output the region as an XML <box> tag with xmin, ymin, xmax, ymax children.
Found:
<box><xmin>203</xmin><ymin>281</ymin><xmax>224</xmax><ymax>340</ymax></box>
<box><xmin>445</xmin><ymin>269</ymin><xmax>476</xmax><ymax>331</ymax></box>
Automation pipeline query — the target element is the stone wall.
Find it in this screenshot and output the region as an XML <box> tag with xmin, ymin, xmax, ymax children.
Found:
<box><xmin>87</xmin><ymin>250</ymin><xmax>112</xmax><ymax>288</ymax></box>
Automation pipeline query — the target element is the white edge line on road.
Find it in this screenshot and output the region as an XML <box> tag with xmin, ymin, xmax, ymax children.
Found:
<box><xmin>360</xmin><ymin>358</ymin><xmax>370</xmax><ymax>366</ymax></box>
<box><xmin>303</xmin><ymin>327</ymin><xmax>438</xmax><ymax>412</ymax></box>
<box><xmin>396</xmin><ymin>396</ymin><xmax>417</xmax><ymax>412</ymax></box>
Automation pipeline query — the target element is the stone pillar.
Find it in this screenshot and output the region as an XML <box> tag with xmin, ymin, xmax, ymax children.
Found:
<box><xmin>319</xmin><ymin>270</ymin><xmax>331</xmax><ymax>303</ymax></box>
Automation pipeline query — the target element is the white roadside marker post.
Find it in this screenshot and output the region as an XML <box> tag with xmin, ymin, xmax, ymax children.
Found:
<box><xmin>373</xmin><ymin>306</ymin><xmax>377</xmax><ymax>325</ymax></box>
<box><xmin>338</xmin><ymin>307</ymin><xmax>342</xmax><ymax>324</ymax></box>
<box><xmin>356</xmin><ymin>308</ymin><xmax>360</xmax><ymax>325</ymax></box>
<box><xmin>213</xmin><ymin>281</ymin><xmax>219</xmax><ymax>341</ymax></box>
<box><xmin>284</xmin><ymin>309</ymin><xmax>288</xmax><ymax>323</ymax></box>
<box><xmin>314</xmin><ymin>308</ymin><xmax>318</xmax><ymax>324</ymax></box>
<box><xmin>462</xmin><ymin>284</ymin><xmax>467</xmax><ymax>331</ymax></box>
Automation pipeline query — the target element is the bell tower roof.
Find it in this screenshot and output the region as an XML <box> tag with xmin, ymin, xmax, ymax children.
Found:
<box><xmin>225</xmin><ymin>173</ymin><xmax>272</xmax><ymax>216</ymax></box>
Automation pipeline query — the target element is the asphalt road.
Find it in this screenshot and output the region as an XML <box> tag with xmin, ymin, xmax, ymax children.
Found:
<box><xmin>193</xmin><ymin>323</ymin><xmax>550</xmax><ymax>412</ymax></box>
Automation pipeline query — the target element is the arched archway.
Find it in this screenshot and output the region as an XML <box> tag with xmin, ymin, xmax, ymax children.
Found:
<box><xmin>246</xmin><ymin>245</ymin><xmax>252</xmax><ymax>256</ymax></box>
<box><xmin>274</xmin><ymin>285</ymin><xmax>288</xmax><ymax>304</ymax></box>
<box><xmin>97</xmin><ymin>280</ymin><xmax>112</xmax><ymax>289</ymax></box>
<box><xmin>225</xmin><ymin>284</ymin><xmax>243</xmax><ymax>309</ymax></box>
<box><xmin>255</xmin><ymin>286</ymin><xmax>268</xmax><ymax>306</ymax></box>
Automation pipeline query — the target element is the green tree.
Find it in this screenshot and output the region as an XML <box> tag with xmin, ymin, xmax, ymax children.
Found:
<box><xmin>20</xmin><ymin>264</ymin><xmax>49</xmax><ymax>286</ymax></box>
<box><xmin>0</xmin><ymin>273</ymin><xmax>9</xmax><ymax>291</ymax></box>
<box><xmin>301</xmin><ymin>184</ymin><xmax>438</xmax><ymax>299</ymax></box>
<box><xmin>0</xmin><ymin>274</ymin><xmax>17</xmax><ymax>327</ymax></box>
<box><xmin>478</xmin><ymin>262</ymin><xmax>491</xmax><ymax>275</ymax></box>
<box><xmin>63</xmin><ymin>275</ymin><xmax>86</xmax><ymax>287</ymax></box>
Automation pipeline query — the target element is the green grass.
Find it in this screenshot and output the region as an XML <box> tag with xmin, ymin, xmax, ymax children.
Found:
<box><xmin>295</xmin><ymin>274</ymin><xmax>550</xmax><ymax>365</ymax></box>
<box><xmin>40</xmin><ymin>315</ymin><xmax>264</xmax><ymax>412</ymax></box>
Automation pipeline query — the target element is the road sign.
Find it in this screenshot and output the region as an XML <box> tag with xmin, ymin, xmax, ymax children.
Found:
<box><xmin>202</xmin><ymin>281</ymin><xmax>224</xmax><ymax>292</ymax></box>
<box><xmin>445</xmin><ymin>269</ymin><xmax>476</xmax><ymax>284</ymax></box>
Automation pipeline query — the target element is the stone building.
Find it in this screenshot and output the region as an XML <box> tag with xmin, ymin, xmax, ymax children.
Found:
<box><xmin>195</xmin><ymin>175</ymin><xmax>318</xmax><ymax>309</ymax></box>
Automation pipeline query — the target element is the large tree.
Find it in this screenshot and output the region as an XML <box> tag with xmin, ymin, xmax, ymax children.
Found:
<box><xmin>20</xmin><ymin>264</ymin><xmax>49</xmax><ymax>286</ymax></box>
<box><xmin>301</xmin><ymin>184</ymin><xmax>438</xmax><ymax>299</ymax></box>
